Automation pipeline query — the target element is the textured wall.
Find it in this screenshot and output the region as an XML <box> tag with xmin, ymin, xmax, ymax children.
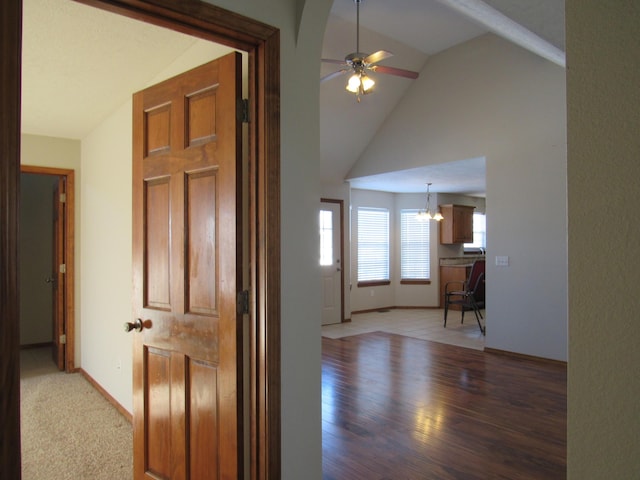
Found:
<box><xmin>566</xmin><ymin>1</ymin><xmax>640</xmax><ymax>477</ymax></box>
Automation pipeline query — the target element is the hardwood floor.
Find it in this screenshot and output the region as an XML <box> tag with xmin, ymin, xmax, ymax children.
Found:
<box><xmin>322</xmin><ymin>332</ymin><xmax>566</xmax><ymax>479</ymax></box>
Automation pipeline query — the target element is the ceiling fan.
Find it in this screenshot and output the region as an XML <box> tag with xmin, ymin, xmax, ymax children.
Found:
<box><xmin>321</xmin><ymin>0</ymin><xmax>419</xmax><ymax>101</ymax></box>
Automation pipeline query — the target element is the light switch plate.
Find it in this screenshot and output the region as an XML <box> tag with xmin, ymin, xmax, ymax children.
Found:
<box><xmin>495</xmin><ymin>255</ymin><xmax>509</xmax><ymax>267</ymax></box>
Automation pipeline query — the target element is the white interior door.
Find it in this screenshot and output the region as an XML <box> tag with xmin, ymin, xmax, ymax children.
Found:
<box><xmin>320</xmin><ymin>200</ymin><xmax>343</xmax><ymax>325</ymax></box>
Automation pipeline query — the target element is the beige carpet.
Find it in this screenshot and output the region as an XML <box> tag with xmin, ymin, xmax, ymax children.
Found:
<box><xmin>20</xmin><ymin>349</ymin><xmax>133</xmax><ymax>480</ymax></box>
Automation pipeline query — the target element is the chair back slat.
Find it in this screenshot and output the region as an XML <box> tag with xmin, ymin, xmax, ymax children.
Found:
<box><xmin>467</xmin><ymin>260</ymin><xmax>484</xmax><ymax>289</ymax></box>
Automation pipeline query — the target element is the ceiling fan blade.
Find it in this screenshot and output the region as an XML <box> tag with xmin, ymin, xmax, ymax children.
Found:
<box><xmin>321</xmin><ymin>69</ymin><xmax>350</xmax><ymax>83</ymax></box>
<box><xmin>364</xmin><ymin>50</ymin><xmax>394</xmax><ymax>65</ymax></box>
<box><xmin>370</xmin><ymin>64</ymin><xmax>419</xmax><ymax>79</ymax></box>
<box><xmin>322</xmin><ymin>58</ymin><xmax>348</xmax><ymax>65</ymax></box>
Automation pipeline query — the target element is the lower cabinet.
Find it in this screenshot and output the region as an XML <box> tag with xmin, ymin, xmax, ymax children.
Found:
<box><xmin>439</xmin><ymin>265</ymin><xmax>471</xmax><ymax>309</ymax></box>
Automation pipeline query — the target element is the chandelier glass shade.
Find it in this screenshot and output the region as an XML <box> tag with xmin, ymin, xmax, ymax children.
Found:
<box><xmin>417</xmin><ymin>183</ymin><xmax>443</xmax><ymax>221</ymax></box>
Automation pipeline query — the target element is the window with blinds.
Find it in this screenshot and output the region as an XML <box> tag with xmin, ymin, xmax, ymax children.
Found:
<box><xmin>400</xmin><ymin>209</ymin><xmax>430</xmax><ymax>280</ymax></box>
<box><xmin>357</xmin><ymin>207</ymin><xmax>389</xmax><ymax>283</ymax></box>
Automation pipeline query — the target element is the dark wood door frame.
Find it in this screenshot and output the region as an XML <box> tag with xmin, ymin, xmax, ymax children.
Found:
<box><xmin>21</xmin><ymin>165</ymin><xmax>76</xmax><ymax>373</ymax></box>
<box><xmin>0</xmin><ymin>1</ymin><xmax>281</xmax><ymax>479</ymax></box>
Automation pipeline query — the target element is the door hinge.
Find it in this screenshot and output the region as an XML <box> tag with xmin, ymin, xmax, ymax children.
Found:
<box><xmin>59</xmin><ymin>334</ymin><xmax>66</xmax><ymax>345</ymax></box>
<box><xmin>59</xmin><ymin>193</ymin><xmax>66</xmax><ymax>203</ymax></box>
<box><xmin>59</xmin><ymin>264</ymin><xmax>66</xmax><ymax>274</ymax></box>
<box><xmin>238</xmin><ymin>98</ymin><xmax>249</xmax><ymax>123</ymax></box>
<box><xmin>237</xmin><ymin>290</ymin><xmax>250</xmax><ymax>315</ymax></box>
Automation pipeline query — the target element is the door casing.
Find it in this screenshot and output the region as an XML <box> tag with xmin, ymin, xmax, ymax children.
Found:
<box><xmin>0</xmin><ymin>1</ymin><xmax>281</xmax><ymax>479</ymax></box>
<box><xmin>320</xmin><ymin>198</ymin><xmax>345</xmax><ymax>325</ymax></box>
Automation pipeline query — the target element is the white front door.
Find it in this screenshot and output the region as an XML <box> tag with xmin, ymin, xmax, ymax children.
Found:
<box><xmin>320</xmin><ymin>200</ymin><xmax>343</xmax><ymax>325</ymax></box>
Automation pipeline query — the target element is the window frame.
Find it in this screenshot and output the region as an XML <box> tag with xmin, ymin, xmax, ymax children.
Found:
<box><xmin>464</xmin><ymin>212</ymin><xmax>487</xmax><ymax>254</ymax></box>
<box><xmin>356</xmin><ymin>207</ymin><xmax>391</xmax><ymax>287</ymax></box>
<box><xmin>399</xmin><ymin>209</ymin><xmax>432</xmax><ymax>285</ymax></box>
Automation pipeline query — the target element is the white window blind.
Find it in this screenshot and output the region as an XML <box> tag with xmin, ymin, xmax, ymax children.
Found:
<box><xmin>401</xmin><ymin>209</ymin><xmax>430</xmax><ymax>279</ymax></box>
<box><xmin>357</xmin><ymin>207</ymin><xmax>389</xmax><ymax>282</ymax></box>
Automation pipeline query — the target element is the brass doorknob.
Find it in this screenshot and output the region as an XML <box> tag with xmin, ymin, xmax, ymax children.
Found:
<box><xmin>124</xmin><ymin>318</ymin><xmax>143</xmax><ymax>333</ymax></box>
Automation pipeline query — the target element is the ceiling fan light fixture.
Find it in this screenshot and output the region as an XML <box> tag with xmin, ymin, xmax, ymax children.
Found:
<box><xmin>320</xmin><ymin>0</ymin><xmax>419</xmax><ymax>98</ymax></box>
<box><xmin>361</xmin><ymin>74</ymin><xmax>375</xmax><ymax>92</ymax></box>
<box><xmin>346</xmin><ymin>73</ymin><xmax>361</xmax><ymax>93</ymax></box>
<box><xmin>346</xmin><ymin>72</ymin><xmax>375</xmax><ymax>95</ymax></box>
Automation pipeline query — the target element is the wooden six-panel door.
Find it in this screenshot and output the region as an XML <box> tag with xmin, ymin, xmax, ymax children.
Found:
<box><xmin>131</xmin><ymin>52</ymin><xmax>242</xmax><ymax>480</ymax></box>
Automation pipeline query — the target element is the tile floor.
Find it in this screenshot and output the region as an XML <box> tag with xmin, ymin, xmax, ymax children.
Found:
<box><xmin>321</xmin><ymin>307</ymin><xmax>485</xmax><ymax>350</ymax></box>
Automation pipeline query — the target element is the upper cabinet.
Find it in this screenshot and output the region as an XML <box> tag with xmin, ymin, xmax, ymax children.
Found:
<box><xmin>439</xmin><ymin>204</ymin><xmax>475</xmax><ymax>244</ymax></box>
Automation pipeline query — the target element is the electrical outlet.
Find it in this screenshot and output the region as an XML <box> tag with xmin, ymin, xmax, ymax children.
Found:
<box><xmin>370</xmin><ymin>290</ymin><xmax>375</xmax><ymax>297</ymax></box>
<box><xmin>116</xmin><ymin>359</ymin><xmax>122</xmax><ymax>370</ymax></box>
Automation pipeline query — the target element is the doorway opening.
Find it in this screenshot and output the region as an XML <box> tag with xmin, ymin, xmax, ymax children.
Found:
<box><xmin>320</xmin><ymin>198</ymin><xmax>345</xmax><ymax>325</ymax></box>
<box><xmin>20</xmin><ymin>165</ymin><xmax>75</xmax><ymax>373</ymax></box>
<box><xmin>2</xmin><ymin>1</ymin><xmax>281</xmax><ymax>478</ymax></box>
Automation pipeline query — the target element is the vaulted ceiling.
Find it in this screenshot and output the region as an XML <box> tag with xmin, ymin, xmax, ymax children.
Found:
<box><xmin>22</xmin><ymin>0</ymin><xmax>565</xmax><ymax>195</ymax></box>
<box><xmin>319</xmin><ymin>0</ymin><xmax>564</xmax><ymax>194</ymax></box>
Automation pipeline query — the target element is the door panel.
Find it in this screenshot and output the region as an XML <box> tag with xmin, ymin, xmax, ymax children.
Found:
<box><xmin>186</xmin><ymin>170</ymin><xmax>217</xmax><ymax>315</ymax></box>
<box><xmin>145</xmin><ymin>178</ymin><xmax>171</xmax><ymax>309</ymax></box>
<box><xmin>132</xmin><ymin>52</ymin><xmax>242</xmax><ymax>480</ymax></box>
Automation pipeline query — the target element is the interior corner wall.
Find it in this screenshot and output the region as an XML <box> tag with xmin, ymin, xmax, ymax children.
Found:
<box><xmin>350</xmin><ymin>189</ymin><xmax>443</xmax><ymax>311</ymax></box>
<box><xmin>348</xmin><ymin>34</ymin><xmax>568</xmax><ymax>361</ymax></box>
<box><xmin>20</xmin><ymin>134</ymin><xmax>82</xmax><ymax>360</ymax></box>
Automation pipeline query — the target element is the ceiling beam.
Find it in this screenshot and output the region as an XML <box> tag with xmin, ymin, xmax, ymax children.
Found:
<box><xmin>437</xmin><ymin>0</ymin><xmax>566</xmax><ymax>67</ymax></box>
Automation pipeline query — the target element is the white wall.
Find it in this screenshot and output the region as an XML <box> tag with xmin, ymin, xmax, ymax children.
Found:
<box><xmin>566</xmin><ymin>1</ymin><xmax>640</xmax><ymax>477</ymax></box>
<box><xmin>79</xmin><ymin>99</ymin><xmax>134</xmax><ymax>410</ymax></box>
<box><xmin>349</xmin><ymin>34</ymin><xmax>568</xmax><ymax>361</ymax></box>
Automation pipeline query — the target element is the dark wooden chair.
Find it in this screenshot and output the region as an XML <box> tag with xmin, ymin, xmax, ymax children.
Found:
<box><xmin>443</xmin><ymin>259</ymin><xmax>485</xmax><ymax>334</ymax></box>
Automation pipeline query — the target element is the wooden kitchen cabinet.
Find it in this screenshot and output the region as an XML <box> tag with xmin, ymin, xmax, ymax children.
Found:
<box><xmin>439</xmin><ymin>204</ymin><xmax>475</xmax><ymax>244</ymax></box>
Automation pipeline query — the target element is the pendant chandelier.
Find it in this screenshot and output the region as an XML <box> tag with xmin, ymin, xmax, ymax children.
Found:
<box><xmin>416</xmin><ymin>183</ymin><xmax>443</xmax><ymax>221</ymax></box>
